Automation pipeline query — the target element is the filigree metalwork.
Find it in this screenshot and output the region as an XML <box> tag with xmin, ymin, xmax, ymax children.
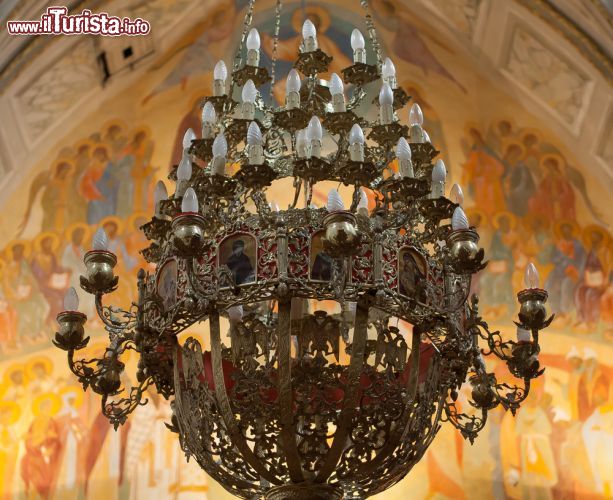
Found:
<box><xmin>54</xmin><ymin>1</ymin><xmax>552</xmax><ymax>499</ymax></box>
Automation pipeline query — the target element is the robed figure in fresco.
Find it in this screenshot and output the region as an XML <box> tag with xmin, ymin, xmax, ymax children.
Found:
<box><xmin>545</xmin><ymin>221</ymin><xmax>585</xmax><ymax>318</ymax></box>
<box><xmin>462</xmin><ymin>128</ymin><xmax>506</xmax><ymax>217</ymax></box>
<box><xmin>21</xmin><ymin>394</ymin><xmax>63</xmax><ymax>500</ymax></box>
<box><xmin>2</xmin><ymin>242</ymin><xmax>48</xmax><ymax>345</ymax></box>
<box><xmin>79</xmin><ymin>145</ymin><xmax>118</xmax><ymax>225</ymax></box>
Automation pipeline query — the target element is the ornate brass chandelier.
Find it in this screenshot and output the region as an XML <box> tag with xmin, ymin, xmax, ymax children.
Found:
<box><xmin>54</xmin><ymin>2</ymin><xmax>553</xmax><ymax>498</ymax></box>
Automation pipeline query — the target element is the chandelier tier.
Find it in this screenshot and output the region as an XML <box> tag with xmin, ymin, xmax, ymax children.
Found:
<box><xmin>54</xmin><ymin>2</ymin><xmax>552</xmax><ymax>499</ymax></box>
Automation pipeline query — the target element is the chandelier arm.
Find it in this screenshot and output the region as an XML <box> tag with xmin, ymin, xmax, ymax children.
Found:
<box><xmin>276</xmin><ymin>298</ymin><xmax>305</xmax><ymax>482</ymax></box>
<box><xmin>94</xmin><ymin>293</ymin><xmax>136</xmax><ymax>331</ymax></box>
<box><xmin>102</xmin><ymin>375</ymin><xmax>153</xmax><ymax>429</ymax></box>
<box><xmin>229</xmin><ymin>0</ymin><xmax>256</xmax><ymax>93</ymax></box>
<box><xmin>360</xmin><ymin>0</ymin><xmax>383</xmax><ymax>71</ymax></box>
<box><xmin>67</xmin><ymin>349</ymin><xmax>104</xmax><ymax>390</ymax></box>
<box><xmin>268</xmin><ymin>0</ymin><xmax>282</xmax><ymax>102</ymax></box>
<box><xmin>208</xmin><ymin>308</ymin><xmax>281</xmax><ymax>485</ymax></box>
<box><xmin>315</xmin><ymin>295</ymin><xmax>370</xmax><ymax>482</ymax></box>
<box><xmin>493</xmin><ymin>377</ymin><xmax>532</xmax><ymax>414</ymax></box>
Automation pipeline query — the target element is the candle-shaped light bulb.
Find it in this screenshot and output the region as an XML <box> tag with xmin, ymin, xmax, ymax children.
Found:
<box><xmin>307</xmin><ymin>116</ymin><xmax>323</xmax><ymax>141</ymax></box>
<box><xmin>63</xmin><ymin>287</ymin><xmax>79</xmax><ymax>311</ymax></box>
<box><xmin>409</xmin><ymin>103</ymin><xmax>423</xmax><ymax>126</ymax></box>
<box><xmin>177</xmin><ymin>153</ymin><xmax>192</xmax><ymax>181</ymax></box>
<box><xmin>349</xmin><ymin>123</ymin><xmax>365</xmax><ymax>145</ymax></box>
<box><xmin>242</xmin><ymin>80</ymin><xmax>257</xmax><ymax>104</ymax></box>
<box><xmin>92</xmin><ymin>228</ymin><xmax>109</xmax><ymax>251</ymax></box>
<box><xmin>212</xmin><ymin>133</ymin><xmax>228</xmax><ymax>157</ymax></box>
<box><xmin>214</xmin><ymin>60</ymin><xmax>227</xmax><ymax>81</ymax></box>
<box><xmin>423</xmin><ymin>130</ymin><xmax>431</xmax><ymax>143</ymax></box>
<box><xmin>269</xmin><ymin>201</ymin><xmax>280</xmax><ymax>212</ymax></box>
<box><xmin>302</xmin><ymin>19</ymin><xmax>318</xmax><ymax>52</ymax></box>
<box><xmin>396</xmin><ymin>137</ymin><xmax>413</xmax><ymax>177</ymax></box>
<box><xmin>302</xmin><ymin>19</ymin><xmax>316</xmax><ymax>40</ymax></box>
<box><xmin>396</xmin><ymin>137</ymin><xmax>411</xmax><ymax>161</ymax></box>
<box><xmin>524</xmin><ymin>263</ymin><xmax>540</xmax><ymax>289</ymax></box>
<box><xmin>246</xmin><ymin>28</ymin><xmax>260</xmax><ymax>66</ymax></box>
<box><xmin>379</xmin><ymin>83</ymin><xmax>394</xmax><ymax>106</ymax></box>
<box><xmin>357</xmin><ymin>189</ymin><xmax>369</xmax><ymax>216</ymax></box>
<box><xmin>379</xmin><ymin>83</ymin><xmax>394</xmax><ymax>124</ymax></box>
<box><xmin>247</xmin><ymin>121</ymin><xmax>263</xmax><ymax>146</ymax></box>
<box><xmin>327</xmin><ymin>189</ymin><xmax>345</xmax><ymax>212</ymax></box>
<box><xmin>227</xmin><ymin>305</ymin><xmax>244</xmax><ymax>323</ymax></box>
<box><xmin>330</xmin><ymin>73</ymin><xmax>344</xmax><ymax>96</ymax></box>
<box><xmin>382</xmin><ymin>57</ymin><xmax>396</xmax><ymax>88</ymax></box>
<box><xmin>182</xmin><ymin>128</ymin><xmax>196</xmax><ymax>150</ymax></box>
<box><xmin>351</xmin><ymin>28</ymin><xmax>365</xmax><ymax>50</ymax></box>
<box><xmin>351</xmin><ymin>29</ymin><xmax>366</xmax><ymax>63</ymax></box>
<box><xmin>181</xmin><ymin>187</ymin><xmax>198</xmax><ymax>213</ymax></box>
<box><xmin>329</xmin><ymin>73</ymin><xmax>345</xmax><ymax>112</ymax></box>
<box><xmin>285</xmin><ymin>69</ymin><xmax>301</xmax><ymax>109</ymax></box>
<box><xmin>450</xmin><ymin>183</ymin><xmax>464</xmax><ymax>205</ymax></box>
<box><xmin>201</xmin><ymin>102</ymin><xmax>216</xmax><ymax>124</ymax></box>
<box><xmin>213</xmin><ymin>60</ymin><xmax>227</xmax><ymax>96</ymax></box>
<box><xmin>432</xmin><ymin>159</ymin><xmax>446</xmax><ymax>182</ymax></box>
<box><xmin>349</xmin><ymin>123</ymin><xmax>365</xmax><ymax>161</ymax></box>
<box><xmin>516</xmin><ymin>326</ymin><xmax>531</xmax><ymax>343</ymax></box>
<box><xmin>246</xmin><ymin>28</ymin><xmax>260</xmax><ymax>50</ymax></box>
<box><xmin>154</xmin><ymin>181</ymin><xmax>168</xmax><ymax>207</ymax></box>
<box><xmin>247</xmin><ymin>122</ymin><xmax>264</xmax><ymax>164</ymax></box>
<box><xmin>286</xmin><ymin>69</ymin><xmax>301</xmax><ymax>95</ymax></box>
<box><xmin>451</xmin><ymin>207</ymin><xmax>469</xmax><ymax>230</ymax></box>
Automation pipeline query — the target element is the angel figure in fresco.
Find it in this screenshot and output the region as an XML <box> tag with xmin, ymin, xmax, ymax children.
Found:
<box><xmin>30</xmin><ymin>232</ymin><xmax>71</xmax><ymax>325</ymax></box>
<box><xmin>261</xmin><ymin>5</ymin><xmax>353</xmax><ymax>104</ymax></box>
<box><xmin>55</xmin><ymin>387</ymin><xmax>87</xmax><ymax>500</ymax></box>
<box><xmin>21</xmin><ymin>393</ymin><xmax>63</xmax><ymax>500</ymax></box>
<box><xmin>574</xmin><ymin>226</ymin><xmax>609</xmax><ymax>329</ymax></box>
<box><xmin>102</xmin><ymin>120</ymin><xmax>128</xmax><ymax>163</ymax></box>
<box><xmin>501</xmin><ymin>141</ymin><xmax>536</xmax><ymax>217</ymax></box>
<box><xmin>26</xmin><ymin>357</ymin><xmax>55</xmax><ymax>396</ymax></box>
<box><xmin>529</xmin><ymin>154</ymin><xmax>576</xmax><ymax>222</ymax></box>
<box><xmin>2</xmin><ymin>241</ymin><xmax>48</xmax><ymax>345</ymax></box>
<box><xmin>0</xmin><ymin>258</ymin><xmax>18</xmax><ymax>353</ymax></box>
<box><xmin>371</xmin><ymin>0</ymin><xmax>466</xmax><ymax>93</ymax></box>
<box><xmin>480</xmin><ymin>212</ymin><xmax>519</xmax><ymax>317</ymax></box>
<box><xmin>79</xmin><ymin>145</ymin><xmax>118</xmax><ymax>225</ymax></box>
<box><xmin>60</xmin><ymin>223</ymin><xmax>89</xmax><ymax>292</ymax></box>
<box><xmin>141</xmin><ymin>2</ymin><xmax>238</xmax><ymax>106</ymax></box>
<box><xmin>486</xmin><ymin>119</ymin><xmax>515</xmax><ymax>157</ymax></box>
<box><xmin>114</xmin><ymin>127</ymin><xmax>155</xmax><ymax>217</ymax></box>
<box><xmin>577</xmin><ymin>348</ymin><xmax>610</xmax><ymax>423</ymax></box>
<box><xmin>544</xmin><ymin>221</ymin><xmax>585</xmax><ymax>318</ymax></box>
<box><xmin>65</xmin><ymin>139</ymin><xmax>94</xmax><ymax>225</ymax></box>
<box><xmin>17</xmin><ymin>159</ymin><xmax>75</xmax><ymax>237</ymax></box>
<box><xmin>461</xmin><ymin>127</ymin><xmax>506</xmax><ymax>217</ymax></box>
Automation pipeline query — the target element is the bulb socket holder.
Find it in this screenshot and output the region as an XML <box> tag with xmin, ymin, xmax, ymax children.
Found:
<box><xmin>172</xmin><ymin>213</ymin><xmax>207</xmax><ymax>257</ymax></box>
<box><xmin>517</xmin><ymin>288</ymin><xmax>549</xmax><ymax>330</ymax></box>
<box><xmin>81</xmin><ymin>250</ymin><xmax>118</xmax><ymax>294</ymax></box>
<box><xmin>54</xmin><ymin>311</ymin><xmax>88</xmax><ymax>351</ymax></box>
<box><xmin>323</xmin><ymin>211</ymin><xmax>360</xmax><ymax>256</ymax></box>
<box><xmin>446</xmin><ymin>228</ymin><xmax>485</xmax><ymax>274</ymax></box>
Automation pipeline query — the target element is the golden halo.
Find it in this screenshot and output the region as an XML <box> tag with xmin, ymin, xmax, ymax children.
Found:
<box><xmin>99</xmin><ymin>216</ymin><xmax>125</xmax><ymax>236</ymax></box>
<box><xmin>2</xmin><ymin>363</ymin><xmax>26</xmax><ymax>386</ymax></box>
<box><xmin>553</xmin><ymin>219</ymin><xmax>580</xmax><ymax>240</ymax></box>
<box><xmin>539</xmin><ymin>153</ymin><xmax>566</xmax><ymax>171</ymax></box>
<box><xmin>464</xmin><ymin>208</ymin><xmax>489</xmax><ymax>228</ymax></box>
<box><xmin>73</xmin><ymin>138</ymin><xmax>95</xmax><ymax>152</ymax></box>
<box><xmin>26</xmin><ymin>356</ymin><xmax>53</xmax><ymax>380</ymax></box>
<box><xmin>492</xmin><ymin>211</ymin><xmax>518</xmax><ymax>230</ymax></box>
<box><xmin>128</xmin><ymin>212</ymin><xmax>149</xmax><ymax>231</ymax></box>
<box><xmin>51</xmin><ymin>158</ymin><xmax>76</xmax><ymax>178</ymax></box>
<box><xmin>32</xmin><ymin>393</ymin><xmax>61</xmax><ymax>417</ymax></box>
<box><xmin>102</xmin><ymin>119</ymin><xmax>128</xmax><ymax>135</ymax></box>
<box><xmin>0</xmin><ymin>401</ymin><xmax>21</xmax><ymax>425</ymax></box>
<box><xmin>501</xmin><ymin>139</ymin><xmax>525</xmax><ymax>158</ymax></box>
<box><xmin>520</xmin><ymin>127</ymin><xmax>543</xmax><ymax>145</ymax></box>
<box><xmin>582</xmin><ymin>224</ymin><xmax>610</xmax><ymax>249</ymax></box>
<box><xmin>33</xmin><ymin>231</ymin><xmax>61</xmax><ymax>254</ymax></box>
<box><xmin>64</xmin><ymin>222</ymin><xmax>91</xmax><ymax>245</ymax></box>
<box><xmin>464</xmin><ymin>122</ymin><xmax>484</xmax><ymax>140</ymax></box>
<box><xmin>130</xmin><ymin>125</ymin><xmax>152</xmax><ymax>141</ymax></box>
<box><xmin>291</xmin><ymin>5</ymin><xmax>331</xmax><ymax>34</ymax></box>
<box><xmin>60</xmin><ymin>385</ymin><xmax>84</xmax><ymax>409</ymax></box>
<box><xmin>495</xmin><ymin>118</ymin><xmax>515</xmax><ymax>133</ymax></box>
<box><xmin>4</xmin><ymin>239</ymin><xmax>32</xmax><ymax>260</ymax></box>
